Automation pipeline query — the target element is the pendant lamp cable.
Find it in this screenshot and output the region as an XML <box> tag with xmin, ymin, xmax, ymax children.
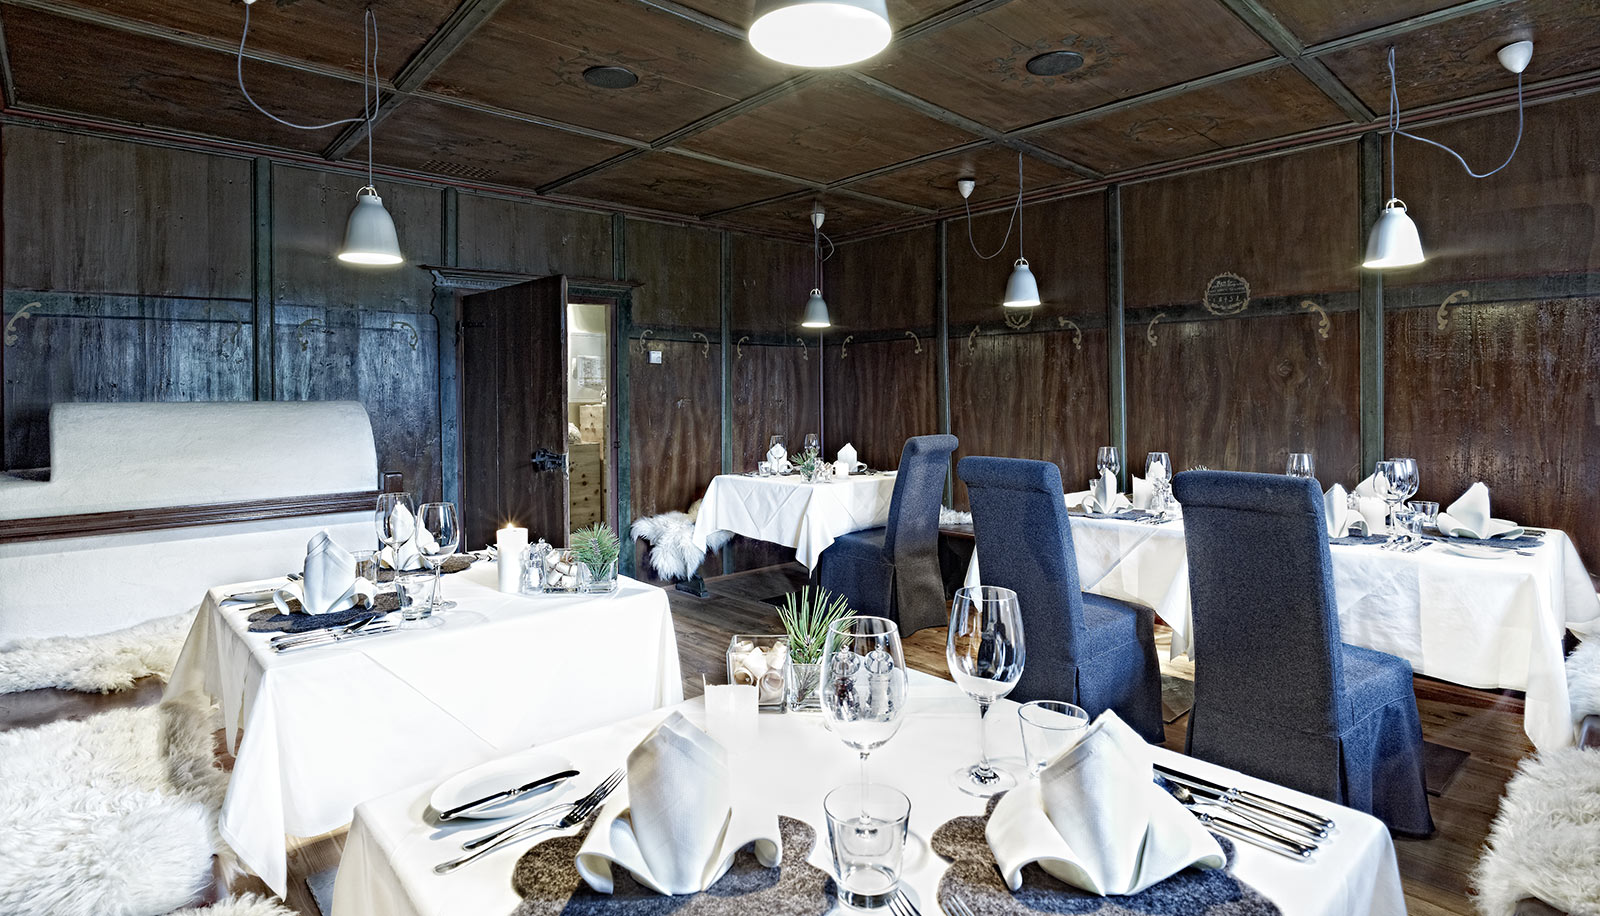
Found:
<box><xmin>237</xmin><ymin>3</ymin><xmax>382</xmax><ymax>188</ymax></box>
<box><xmin>964</xmin><ymin>152</ymin><xmax>1026</xmax><ymax>260</ymax></box>
<box><xmin>1385</xmin><ymin>45</ymin><xmax>1524</xmax><ymax>199</ymax></box>
<box><xmin>812</xmin><ymin>222</ymin><xmax>834</xmax><ymax>288</ymax></box>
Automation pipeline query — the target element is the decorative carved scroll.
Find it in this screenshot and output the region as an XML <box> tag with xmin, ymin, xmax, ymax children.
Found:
<box><xmin>904</xmin><ymin>330</ymin><xmax>923</xmax><ymax>354</ymax></box>
<box><xmin>1437</xmin><ymin>289</ymin><xmax>1470</xmax><ymax>332</ymax></box>
<box><xmin>1146</xmin><ymin>313</ymin><xmax>1165</xmax><ymax>347</ymax></box>
<box><xmin>5</xmin><ymin>302</ymin><xmax>42</xmax><ymax>346</ymax></box>
<box><xmin>1056</xmin><ymin>317</ymin><xmax>1083</xmax><ymax>350</ymax></box>
<box><xmin>1299</xmin><ymin>300</ymin><xmax>1331</xmax><ymax>339</ymax></box>
<box><xmin>839</xmin><ymin>335</ymin><xmax>853</xmax><ymax>359</ymax></box>
<box><xmin>691</xmin><ymin>331</ymin><xmax>710</xmax><ymax>358</ymax></box>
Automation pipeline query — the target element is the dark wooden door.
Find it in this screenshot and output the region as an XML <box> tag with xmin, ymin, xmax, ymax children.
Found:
<box><xmin>459</xmin><ymin>277</ymin><xmax>569</xmax><ymax>550</ymax></box>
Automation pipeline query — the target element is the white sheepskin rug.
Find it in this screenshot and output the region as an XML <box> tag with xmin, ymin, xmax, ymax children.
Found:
<box><xmin>0</xmin><ymin>696</ymin><xmax>235</xmax><ymax>916</ymax></box>
<box><xmin>1473</xmin><ymin>746</ymin><xmax>1600</xmax><ymax>915</ymax></box>
<box><xmin>171</xmin><ymin>895</ymin><xmax>296</xmax><ymax>916</ymax></box>
<box><xmin>1568</xmin><ymin>638</ymin><xmax>1600</xmax><ymax>734</ymax></box>
<box><xmin>0</xmin><ymin>610</ymin><xmax>195</xmax><ymax>694</ymax></box>
<box><xmin>631</xmin><ymin>500</ymin><xmax>732</xmax><ymax>581</ymax></box>
<box><xmin>939</xmin><ymin>506</ymin><xmax>973</xmax><ymax>526</ymax></box>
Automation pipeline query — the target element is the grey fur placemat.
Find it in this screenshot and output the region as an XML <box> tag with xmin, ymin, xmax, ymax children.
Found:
<box><xmin>375</xmin><ymin>555</ymin><xmax>473</xmax><ymax>581</ymax></box>
<box><xmin>509</xmin><ymin>815</ymin><xmax>833</xmax><ymax>916</ymax></box>
<box><xmin>932</xmin><ymin>797</ymin><xmax>1282</xmax><ymax>916</ymax></box>
<box><xmin>246</xmin><ymin>594</ymin><xmax>400</xmax><ymax>632</ymax></box>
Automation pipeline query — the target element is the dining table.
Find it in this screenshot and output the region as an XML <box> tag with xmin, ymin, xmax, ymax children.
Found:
<box><xmin>163</xmin><ymin>561</ymin><xmax>683</xmax><ymax>897</ymax></box>
<box><xmin>963</xmin><ymin>509</ymin><xmax>1600</xmax><ymax>751</ymax></box>
<box><xmin>331</xmin><ymin>671</ymin><xmax>1405</xmax><ymax>916</ymax></box>
<box><xmin>692</xmin><ymin>471</ymin><xmax>898</xmax><ymax>569</ymax></box>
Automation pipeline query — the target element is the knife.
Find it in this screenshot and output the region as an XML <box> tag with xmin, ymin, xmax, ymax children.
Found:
<box><xmin>438</xmin><ymin>769</ymin><xmax>580</xmax><ymax>821</ymax></box>
<box><xmin>1154</xmin><ymin>764</ymin><xmax>1333</xmax><ymax>834</ymax></box>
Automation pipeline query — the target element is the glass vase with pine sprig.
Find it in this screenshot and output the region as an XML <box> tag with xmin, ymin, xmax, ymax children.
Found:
<box><xmin>570</xmin><ymin>523</ymin><xmax>621</xmax><ymax>594</ymax></box>
<box><xmin>778</xmin><ymin>586</ymin><xmax>854</xmax><ymax>711</ymax></box>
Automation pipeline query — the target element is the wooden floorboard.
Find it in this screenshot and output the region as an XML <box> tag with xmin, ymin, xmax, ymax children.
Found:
<box><xmin>1</xmin><ymin>562</ymin><xmax>1545</xmax><ymax>915</ymax></box>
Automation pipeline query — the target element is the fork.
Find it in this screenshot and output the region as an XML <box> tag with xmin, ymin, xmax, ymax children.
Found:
<box><xmin>436</xmin><ymin>769</ymin><xmax>624</xmax><ymax>873</ymax></box>
<box><xmin>945</xmin><ymin>894</ymin><xmax>976</xmax><ymax>916</ymax></box>
<box><xmin>270</xmin><ymin>614</ymin><xmax>380</xmax><ymax>648</ymax></box>
<box><xmin>459</xmin><ymin>768</ymin><xmax>624</xmax><ymax>851</ymax></box>
<box><xmin>887</xmin><ymin>889</ymin><xmax>921</xmax><ymax>916</ymax></box>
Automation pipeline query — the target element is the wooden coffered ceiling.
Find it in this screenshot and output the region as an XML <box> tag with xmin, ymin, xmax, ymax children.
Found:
<box><xmin>0</xmin><ymin>0</ymin><xmax>1593</xmax><ymax>240</ymax></box>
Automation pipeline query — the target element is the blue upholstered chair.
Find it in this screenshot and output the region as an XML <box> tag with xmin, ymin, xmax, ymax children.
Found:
<box><xmin>817</xmin><ymin>434</ymin><xmax>958</xmax><ymax>636</ymax></box>
<box><xmin>1172</xmin><ymin>470</ymin><xmax>1434</xmax><ymax>836</ymax></box>
<box><xmin>957</xmin><ymin>456</ymin><xmax>1165</xmax><ymax>743</ymax></box>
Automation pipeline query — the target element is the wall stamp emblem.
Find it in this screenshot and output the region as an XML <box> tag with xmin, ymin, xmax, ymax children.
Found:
<box><xmin>1202</xmin><ymin>272</ymin><xmax>1251</xmax><ymax>316</ymax></box>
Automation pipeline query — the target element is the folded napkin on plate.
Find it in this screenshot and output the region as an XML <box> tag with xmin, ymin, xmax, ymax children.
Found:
<box><xmin>766</xmin><ymin>441</ymin><xmax>788</xmax><ymax>465</ymax></box>
<box><xmin>1131</xmin><ymin>475</ymin><xmax>1154</xmax><ymax>510</ymax></box>
<box><xmin>1322</xmin><ymin>484</ymin><xmax>1368</xmax><ymax>538</ymax></box>
<box><xmin>1346</xmin><ymin>476</ymin><xmax>1390</xmax><ymax>534</ymax></box>
<box><xmin>378</xmin><ymin>503</ymin><xmax>439</xmax><ymax>571</ymax></box>
<box><xmin>986</xmin><ymin>711</ymin><xmax>1224</xmax><ymax>897</ymax></box>
<box><xmin>1437</xmin><ymin>482</ymin><xmax>1526</xmax><ymax>539</ymax></box>
<box><xmin>576</xmin><ymin>712</ymin><xmax>781</xmax><ymax>896</ymax></box>
<box><xmin>836</xmin><ymin>442</ymin><xmax>859</xmax><ymax>469</ymax></box>
<box><xmin>1083</xmin><ymin>469</ymin><xmax>1131</xmax><ymax>515</ymax></box>
<box><xmin>272</xmin><ymin>532</ymin><xmax>375</xmax><ymax>616</ymax></box>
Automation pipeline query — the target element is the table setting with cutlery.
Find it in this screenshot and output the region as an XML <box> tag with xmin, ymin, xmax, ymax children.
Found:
<box><xmin>332</xmin><ymin>597</ymin><xmax>1403</xmax><ymax>916</ymax></box>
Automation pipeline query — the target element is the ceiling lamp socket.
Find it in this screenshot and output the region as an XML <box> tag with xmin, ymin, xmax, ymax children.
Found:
<box><xmin>811</xmin><ymin>204</ymin><xmax>825</xmax><ymax>229</ymax></box>
<box><xmin>1497</xmin><ymin>40</ymin><xmax>1533</xmax><ymax>74</ymax></box>
<box><xmin>957</xmin><ymin>178</ymin><xmax>976</xmax><ymax>199</ymax></box>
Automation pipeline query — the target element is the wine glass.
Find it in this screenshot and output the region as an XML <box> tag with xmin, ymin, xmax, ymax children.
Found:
<box><xmin>1374</xmin><ymin>461</ymin><xmax>1405</xmax><ymax>544</ymax></box>
<box><xmin>821</xmin><ymin>616</ymin><xmax>908</xmax><ymax>794</ymax></box>
<box><xmin>804</xmin><ymin>432</ymin><xmax>820</xmax><ymax>455</ymax></box>
<box><xmin>417</xmin><ymin>502</ymin><xmax>461</xmax><ymax>614</ymax></box>
<box><xmin>374</xmin><ymin>492</ymin><xmax>415</xmax><ymax>573</ymax></box>
<box><xmin>1391</xmin><ymin>457</ymin><xmax>1420</xmax><ymax>542</ymax></box>
<box><xmin>1145</xmin><ymin>452</ymin><xmax>1173</xmax><ymax>517</ymax></box>
<box><xmin>1096</xmin><ymin>446</ymin><xmax>1120</xmax><ymax>479</ymax></box>
<box><xmin>947</xmin><ymin>586</ymin><xmax>1026</xmax><ymax>796</ymax></box>
<box><xmin>1286</xmin><ymin>453</ymin><xmax>1316</xmax><ymax>479</ymax></box>
<box><xmin>769</xmin><ymin>434</ymin><xmax>787</xmax><ymax>454</ymax></box>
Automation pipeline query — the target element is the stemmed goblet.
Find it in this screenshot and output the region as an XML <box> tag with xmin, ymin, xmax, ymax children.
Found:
<box><xmin>820</xmin><ymin>616</ymin><xmax>908</xmax><ymax>794</ymax></box>
<box><xmin>417</xmin><ymin>502</ymin><xmax>461</xmax><ymax>615</ymax></box>
<box><xmin>1096</xmin><ymin>446</ymin><xmax>1120</xmax><ymax>479</ymax></box>
<box><xmin>1146</xmin><ymin>451</ymin><xmax>1172</xmax><ymax>517</ymax></box>
<box><xmin>374</xmin><ymin>492</ymin><xmax>415</xmax><ymax>573</ymax></box>
<box><xmin>947</xmin><ymin>586</ymin><xmax>1026</xmax><ymax>796</ymax></box>
<box><xmin>1286</xmin><ymin>453</ymin><xmax>1316</xmax><ymax>479</ymax></box>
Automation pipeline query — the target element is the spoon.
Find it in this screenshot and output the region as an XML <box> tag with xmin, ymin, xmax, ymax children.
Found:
<box><xmin>1161</xmin><ymin>779</ymin><xmax>1324</xmax><ymax>845</ymax></box>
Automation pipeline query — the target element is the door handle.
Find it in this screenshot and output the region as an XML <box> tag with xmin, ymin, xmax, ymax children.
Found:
<box><xmin>530</xmin><ymin>448</ymin><xmax>568</xmax><ymax>473</ymax></box>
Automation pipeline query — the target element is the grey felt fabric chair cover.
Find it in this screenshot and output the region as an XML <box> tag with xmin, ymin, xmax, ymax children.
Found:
<box><xmin>1172</xmin><ymin>470</ymin><xmax>1434</xmax><ymax>836</ymax></box>
<box><xmin>817</xmin><ymin>435</ymin><xmax>958</xmax><ymax>636</ymax></box>
<box><xmin>957</xmin><ymin>455</ymin><xmax>1165</xmax><ymax>743</ymax></box>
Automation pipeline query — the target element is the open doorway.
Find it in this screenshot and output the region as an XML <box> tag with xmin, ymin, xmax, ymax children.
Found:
<box><xmin>567</xmin><ymin>301</ymin><xmax>610</xmax><ymax>531</ymax></box>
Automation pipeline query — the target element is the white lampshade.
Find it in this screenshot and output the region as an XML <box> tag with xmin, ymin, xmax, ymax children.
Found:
<box><xmin>1362</xmin><ymin>198</ymin><xmax>1424</xmax><ymax>269</ymax></box>
<box><xmin>750</xmin><ymin>0</ymin><xmax>891</xmax><ymax>67</ymax></box>
<box><xmin>338</xmin><ymin>187</ymin><xmax>404</xmax><ymax>266</ymax></box>
<box><xmin>1002</xmin><ymin>258</ymin><xmax>1041</xmax><ymax>308</ymax></box>
<box><xmin>801</xmin><ymin>289</ymin><xmax>831</xmax><ymax>328</ymax></box>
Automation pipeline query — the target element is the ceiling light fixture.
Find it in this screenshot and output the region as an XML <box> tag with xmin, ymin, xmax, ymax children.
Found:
<box><xmin>749</xmin><ymin>0</ymin><xmax>892</xmax><ymax>68</ymax></box>
<box><xmin>582</xmin><ymin>65</ymin><xmax>640</xmax><ymax>89</ymax></box>
<box><xmin>1363</xmin><ymin>41</ymin><xmax>1530</xmax><ymax>270</ymax></box>
<box><xmin>801</xmin><ymin>204</ymin><xmax>832</xmax><ymax>328</ymax></box>
<box><xmin>958</xmin><ymin>152</ymin><xmax>1041</xmax><ymax>308</ymax></box>
<box><xmin>236</xmin><ymin>0</ymin><xmax>402</xmax><ymax>267</ymax></box>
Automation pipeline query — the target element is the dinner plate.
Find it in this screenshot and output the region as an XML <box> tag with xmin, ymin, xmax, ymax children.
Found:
<box><xmin>1442</xmin><ymin>543</ymin><xmax>1512</xmax><ymax>561</ymax></box>
<box><xmin>430</xmin><ymin>749</ymin><xmax>577</xmax><ymax>820</ymax></box>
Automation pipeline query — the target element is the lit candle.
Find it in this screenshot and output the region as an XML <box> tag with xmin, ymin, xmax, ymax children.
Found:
<box><xmin>496</xmin><ymin>524</ymin><xmax>529</xmax><ymax>593</ymax></box>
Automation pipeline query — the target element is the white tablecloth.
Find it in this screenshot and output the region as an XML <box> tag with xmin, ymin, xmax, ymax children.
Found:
<box><xmin>965</xmin><ymin>515</ymin><xmax>1600</xmax><ymax>750</ymax></box>
<box><xmin>333</xmin><ymin>673</ymin><xmax>1404</xmax><ymax>916</ymax></box>
<box><xmin>165</xmin><ymin>563</ymin><xmax>682</xmax><ymax>896</ymax></box>
<box><xmin>692</xmin><ymin>472</ymin><xmax>897</xmax><ymax>568</ymax></box>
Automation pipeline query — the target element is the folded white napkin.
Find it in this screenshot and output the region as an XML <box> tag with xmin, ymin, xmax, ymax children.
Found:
<box><xmin>766</xmin><ymin>441</ymin><xmax>788</xmax><ymax>465</ymax></box>
<box><xmin>273</xmin><ymin>532</ymin><xmax>375</xmax><ymax>616</ymax></box>
<box><xmin>1322</xmin><ymin>484</ymin><xmax>1367</xmax><ymax>538</ymax></box>
<box><xmin>576</xmin><ymin>712</ymin><xmax>781</xmax><ymax>895</ymax></box>
<box><xmin>1084</xmin><ymin>469</ymin><xmax>1131</xmax><ymax>514</ymax></box>
<box><xmin>836</xmin><ymin>442</ymin><xmax>859</xmax><ymax>471</ymax></box>
<box><xmin>1346</xmin><ymin>476</ymin><xmax>1390</xmax><ymax>534</ymax></box>
<box><xmin>1131</xmin><ymin>475</ymin><xmax>1153</xmax><ymax>510</ymax></box>
<box><xmin>1437</xmin><ymin>482</ymin><xmax>1525</xmax><ymax>539</ymax></box>
<box><xmin>987</xmin><ymin>711</ymin><xmax>1223</xmax><ymax>896</ymax></box>
<box><xmin>378</xmin><ymin>503</ymin><xmax>440</xmax><ymax>571</ymax></box>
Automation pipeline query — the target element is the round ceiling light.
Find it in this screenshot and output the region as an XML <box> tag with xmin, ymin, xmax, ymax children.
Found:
<box><xmin>1025</xmin><ymin>50</ymin><xmax>1085</xmax><ymax>76</ymax></box>
<box><xmin>749</xmin><ymin>0</ymin><xmax>891</xmax><ymax>68</ymax></box>
<box><xmin>582</xmin><ymin>65</ymin><xmax>639</xmax><ymax>89</ymax></box>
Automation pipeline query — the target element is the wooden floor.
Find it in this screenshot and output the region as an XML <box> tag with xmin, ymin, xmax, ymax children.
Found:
<box><xmin>3</xmin><ymin>562</ymin><xmax>1534</xmax><ymax>915</ymax></box>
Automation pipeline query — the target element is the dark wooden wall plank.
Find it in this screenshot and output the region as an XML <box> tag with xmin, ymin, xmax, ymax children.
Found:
<box><xmin>456</xmin><ymin>193</ymin><xmax>614</xmax><ymax>277</ymax></box>
<box><xmin>727</xmin><ymin>341</ymin><xmax>819</xmax><ymax>571</ymax></box>
<box><xmin>946</xmin><ymin>191</ymin><xmax>1107</xmax><ymax>327</ymax></box>
<box><xmin>626</xmin><ymin>219</ymin><xmax>721</xmax><ymax>330</ymax></box>
<box><xmin>729</xmin><ymin>234</ymin><xmax>812</xmax><ymax>337</ymax></box>
<box><xmin>827</xmin><ymin>227</ymin><xmax>937</xmax><ymax>332</ymax></box>
<box><xmin>825</xmin><ymin>337</ymin><xmax>938</xmax><ymax>471</ymax></box>
<box><xmin>3</xmin><ymin>126</ymin><xmax>251</xmax><ymax>298</ymax></box>
<box><xmin>628</xmin><ymin>338</ymin><xmax>724</xmax><ymax>575</ymax></box>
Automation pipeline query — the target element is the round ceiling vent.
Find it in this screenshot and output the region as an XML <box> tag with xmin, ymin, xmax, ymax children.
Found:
<box><xmin>1025</xmin><ymin>50</ymin><xmax>1085</xmax><ymax>77</ymax></box>
<box><xmin>583</xmin><ymin>66</ymin><xmax>640</xmax><ymax>89</ymax></box>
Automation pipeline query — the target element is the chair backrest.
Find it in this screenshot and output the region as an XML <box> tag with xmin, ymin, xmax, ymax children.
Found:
<box><xmin>957</xmin><ymin>457</ymin><xmax>1090</xmax><ymax>678</ymax></box>
<box><xmin>882</xmin><ymin>434</ymin><xmax>958</xmax><ymax>558</ymax></box>
<box><xmin>1171</xmin><ymin>470</ymin><xmax>1348</xmax><ymax>732</ymax></box>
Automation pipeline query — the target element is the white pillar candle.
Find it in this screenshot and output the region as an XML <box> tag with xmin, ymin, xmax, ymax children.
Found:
<box><xmin>496</xmin><ymin>525</ymin><xmax>529</xmax><ymax>593</ymax></box>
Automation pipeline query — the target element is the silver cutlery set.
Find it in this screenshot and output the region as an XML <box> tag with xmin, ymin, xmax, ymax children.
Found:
<box><xmin>434</xmin><ymin>768</ymin><xmax>625</xmax><ymax>874</ymax></box>
<box><xmin>1154</xmin><ymin>765</ymin><xmax>1333</xmax><ymax>861</ymax></box>
<box><xmin>269</xmin><ymin>614</ymin><xmax>401</xmax><ymax>653</ymax></box>
<box><xmin>1380</xmin><ymin>538</ymin><xmax>1432</xmax><ymax>553</ymax></box>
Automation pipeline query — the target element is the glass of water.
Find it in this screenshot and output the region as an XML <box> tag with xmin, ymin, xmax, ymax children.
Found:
<box><xmin>1286</xmin><ymin>452</ymin><xmax>1316</xmax><ymax>479</ymax></box>
<box><xmin>824</xmin><ymin>783</ymin><xmax>911</xmax><ymax>909</ymax></box>
<box><xmin>1018</xmin><ymin>700</ymin><xmax>1089</xmax><ymax>776</ymax></box>
<box><xmin>395</xmin><ymin>572</ymin><xmax>435</xmax><ymax>627</ymax></box>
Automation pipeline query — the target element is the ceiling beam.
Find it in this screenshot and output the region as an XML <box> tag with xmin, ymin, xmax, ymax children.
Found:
<box><xmin>1305</xmin><ymin>0</ymin><xmax>1523</xmax><ymax>57</ymax></box>
<box><xmin>322</xmin><ymin>0</ymin><xmax>511</xmax><ymax>161</ymax></box>
<box><xmin>0</xmin><ymin>13</ymin><xmax>17</xmax><ymax>110</ymax></box>
<box><xmin>1213</xmin><ymin>0</ymin><xmax>1375</xmax><ymax>122</ymax></box>
<box><xmin>631</xmin><ymin>0</ymin><xmax>745</xmax><ymax>38</ymax></box>
<box><xmin>410</xmin><ymin>92</ymin><xmax>650</xmax><ymax>149</ymax></box>
<box><xmin>842</xmin><ymin>71</ymin><xmax>1102</xmax><ymax>179</ymax></box>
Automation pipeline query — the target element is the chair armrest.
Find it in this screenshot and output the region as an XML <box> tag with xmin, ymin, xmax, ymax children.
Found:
<box><xmin>1515</xmin><ymin>897</ymin><xmax>1569</xmax><ymax>916</ymax></box>
<box><xmin>1579</xmin><ymin>714</ymin><xmax>1600</xmax><ymax>749</ymax></box>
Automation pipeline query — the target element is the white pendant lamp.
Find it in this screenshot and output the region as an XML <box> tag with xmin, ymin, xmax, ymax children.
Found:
<box><xmin>1003</xmin><ymin>257</ymin><xmax>1041</xmax><ymax>308</ymax></box>
<box><xmin>339</xmin><ymin>187</ymin><xmax>404</xmax><ymax>265</ymax></box>
<box><xmin>801</xmin><ymin>205</ymin><xmax>831</xmax><ymax>328</ymax></box>
<box><xmin>1363</xmin><ymin>42</ymin><xmax>1530</xmax><ymax>270</ymax></box>
<box><xmin>750</xmin><ymin>0</ymin><xmax>891</xmax><ymax>68</ymax></box>
<box><xmin>1362</xmin><ymin>199</ymin><xmax>1424</xmax><ymax>269</ymax></box>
